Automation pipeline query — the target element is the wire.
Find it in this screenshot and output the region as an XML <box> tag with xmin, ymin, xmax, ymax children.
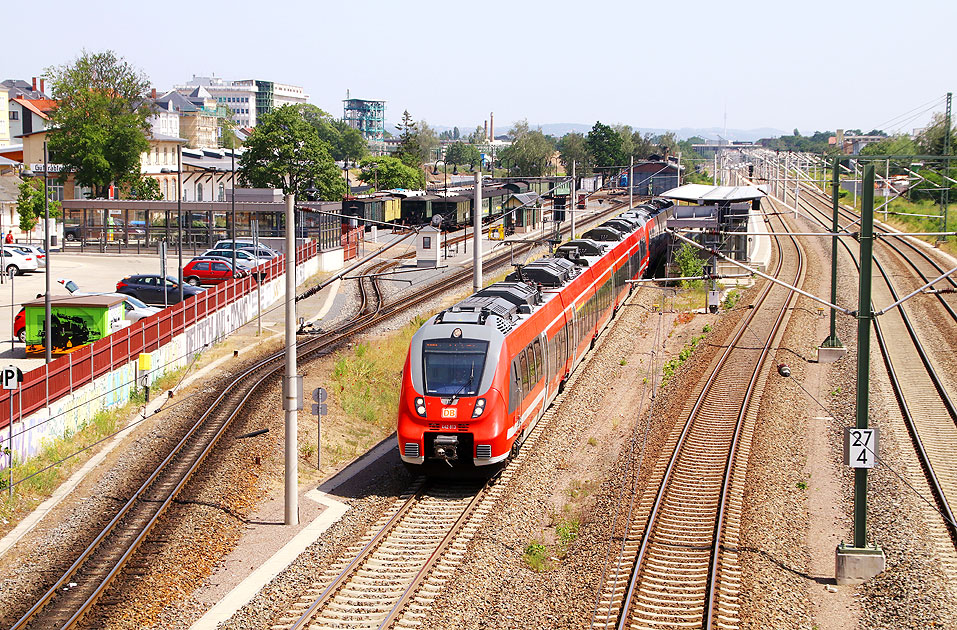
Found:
<box><xmin>870</xmin><ymin>95</ymin><xmax>947</xmax><ymax>134</ymax></box>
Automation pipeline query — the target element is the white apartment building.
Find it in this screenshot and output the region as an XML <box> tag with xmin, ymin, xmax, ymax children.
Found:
<box><xmin>176</xmin><ymin>76</ymin><xmax>307</xmax><ymax>129</ymax></box>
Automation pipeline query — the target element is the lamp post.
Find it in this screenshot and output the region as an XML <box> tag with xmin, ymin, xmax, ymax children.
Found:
<box><xmin>231</xmin><ymin>146</ymin><xmax>237</xmax><ymax>278</ymax></box>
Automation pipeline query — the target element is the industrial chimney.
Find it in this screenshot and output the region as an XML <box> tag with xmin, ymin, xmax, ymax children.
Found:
<box><xmin>489</xmin><ymin>112</ymin><xmax>494</xmax><ymax>142</ymax></box>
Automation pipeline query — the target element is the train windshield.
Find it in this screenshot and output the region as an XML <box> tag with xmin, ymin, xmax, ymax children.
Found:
<box><xmin>422</xmin><ymin>338</ymin><xmax>488</xmax><ymax>396</ymax></box>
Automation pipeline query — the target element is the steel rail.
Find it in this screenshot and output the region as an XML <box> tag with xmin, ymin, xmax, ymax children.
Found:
<box><xmin>784</xmin><ymin>184</ymin><xmax>957</xmax><ymax>540</ymax></box>
<box><xmin>286</xmin><ymin>482</ymin><xmax>430</xmax><ymax>630</ymax></box>
<box><xmin>704</xmin><ymin>201</ymin><xmax>804</xmax><ymax>628</ymax></box>
<box><xmin>616</xmin><ymin>198</ymin><xmax>798</xmax><ymax>629</ymax></box>
<box><xmin>11</xmin><ymin>197</ymin><xmax>631</xmax><ymax>629</ymax></box>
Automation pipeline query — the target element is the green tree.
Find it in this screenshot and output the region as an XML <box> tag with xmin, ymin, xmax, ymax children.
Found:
<box><xmin>453</xmin><ymin>126</ymin><xmax>460</xmax><ymax>140</ymax></box>
<box><xmin>558</xmin><ymin>133</ymin><xmax>593</xmax><ymax>175</ymax></box>
<box><xmin>614</xmin><ymin>125</ymin><xmax>634</xmax><ymax>160</ymax></box>
<box><xmin>45</xmin><ymin>50</ymin><xmax>151</xmax><ymax>198</ymax></box>
<box><xmin>239</xmin><ymin>105</ymin><xmax>346</xmax><ymax>200</ymax></box>
<box><xmin>674</xmin><ymin>242</ymin><xmax>704</xmax><ymax>289</ymax></box>
<box><xmin>587</xmin><ymin>121</ymin><xmax>624</xmax><ymax>168</ymax></box>
<box><xmin>916</xmin><ymin>112</ymin><xmax>956</xmax><ymax>156</ymax></box>
<box><xmin>444</xmin><ymin>141</ymin><xmax>481</xmax><ymax>167</ymax></box>
<box><xmin>500</xmin><ymin>120</ymin><xmax>554</xmax><ymax>176</ymax></box>
<box><xmin>395</xmin><ymin>110</ymin><xmax>421</xmax><ymax>167</ymax></box>
<box><xmin>631</xmin><ymin>131</ymin><xmax>657</xmax><ymax>159</ymax></box>
<box><xmin>121</xmin><ymin>175</ymin><xmax>163</xmax><ymax>200</ymax></box>
<box><xmin>358</xmin><ymin>156</ymin><xmax>424</xmax><ymax>190</ymax></box>
<box><xmin>297</xmin><ymin>105</ymin><xmax>367</xmax><ymax>163</ymax></box>
<box><xmin>16</xmin><ymin>179</ymin><xmax>62</xmax><ymax>235</ymax></box>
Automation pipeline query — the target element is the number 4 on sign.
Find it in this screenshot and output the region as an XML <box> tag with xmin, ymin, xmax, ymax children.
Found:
<box><xmin>843</xmin><ymin>428</ymin><xmax>878</xmax><ymax>469</ymax></box>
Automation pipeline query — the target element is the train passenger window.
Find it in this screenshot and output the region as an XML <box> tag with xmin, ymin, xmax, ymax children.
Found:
<box><xmin>509</xmin><ymin>361</ymin><xmax>521</xmax><ymax>414</ymax></box>
<box><xmin>533</xmin><ymin>339</ymin><xmax>543</xmax><ymax>384</ymax></box>
<box><xmin>519</xmin><ymin>351</ymin><xmax>530</xmax><ymax>392</ymax></box>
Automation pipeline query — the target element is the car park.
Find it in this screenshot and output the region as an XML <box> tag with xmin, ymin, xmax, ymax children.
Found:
<box><xmin>115</xmin><ymin>274</ymin><xmax>205</xmax><ymax>304</ymax></box>
<box><xmin>0</xmin><ymin>248</ymin><xmax>39</xmax><ymax>275</ymax></box>
<box><xmin>183</xmin><ymin>259</ymin><xmax>246</xmax><ymax>285</ymax></box>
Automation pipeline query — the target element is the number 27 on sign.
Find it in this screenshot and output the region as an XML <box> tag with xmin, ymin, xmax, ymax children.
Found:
<box><xmin>844</xmin><ymin>428</ymin><xmax>878</xmax><ymax>469</ymax></box>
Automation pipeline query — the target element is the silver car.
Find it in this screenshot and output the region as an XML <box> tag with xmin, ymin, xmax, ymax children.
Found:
<box><xmin>11</xmin><ymin>245</ymin><xmax>46</xmax><ymax>268</ymax></box>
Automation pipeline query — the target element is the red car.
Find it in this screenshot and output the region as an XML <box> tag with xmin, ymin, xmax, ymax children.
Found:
<box><xmin>182</xmin><ymin>259</ymin><xmax>246</xmax><ymax>286</ymax></box>
<box><xmin>14</xmin><ymin>307</ymin><xmax>24</xmax><ymax>343</ymax></box>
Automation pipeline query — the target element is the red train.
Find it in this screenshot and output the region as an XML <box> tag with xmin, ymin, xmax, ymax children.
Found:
<box><xmin>396</xmin><ymin>199</ymin><xmax>674</xmax><ymax>474</ymax></box>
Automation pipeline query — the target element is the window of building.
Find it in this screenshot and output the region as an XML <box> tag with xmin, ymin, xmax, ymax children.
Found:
<box><xmin>9</xmin><ymin>111</ymin><xmax>18</xmax><ymax>120</ymax></box>
<box><xmin>163</xmin><ymin>180</ymin><xmax>169</xmax><ymax>200</ymax></box>
<box><xmin>164</xmin><ymin>147</ymin><xmax>168</xmax><ymax>165</ymax></box>
<box><xmin>197</xmin><ymin>183</ymin><xmax>203</xmax><ymax>202</ymax></box>
<box><xmin>218</xmin><ymin>183</ymin><xmax>225</xmax><ymax>202</ymax></box>
<box><xmin>47</xmin><ymin>182</ymin><xmax>64</xmax><ymax>202</ymax></box>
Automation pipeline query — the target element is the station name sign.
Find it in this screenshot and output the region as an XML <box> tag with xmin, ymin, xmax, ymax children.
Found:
<box><xmin>29</xmin><ymin>163</ymin><xmax>68</xmax><ymax>173</ymax></box>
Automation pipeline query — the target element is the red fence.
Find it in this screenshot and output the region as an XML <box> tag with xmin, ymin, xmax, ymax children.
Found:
<box><xmin>0</xmin><ymin>241</ymin><xmax>318</xmax><ymax>429</ymax></box>
<box><xmin>341</xmin><ymin>227</ymin><xmax>363</xmax><ymax>261</ymax></box>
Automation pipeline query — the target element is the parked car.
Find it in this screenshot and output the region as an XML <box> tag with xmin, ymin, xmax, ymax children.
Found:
<box><xmin>212</xmin><ymin>241</ymin><xmax>278</xmax><ymax>259</ymax></box>
<box><xmin>115</xmin><ymin>275</ymin><xmax>205</xmax><ymax>305</ymax></box>
<box><xmin>11</xmin><ymin>245</ymin><xmax>45</xmax><ymax>268</ymax></box>
<box><xmin>0</xmin><ymin>248</ymin><xmax>38</xmax><ymax>275</ymax></box>
<box><xmin>64</xmin><ymin>217</ymin><xmax>140</xmax><ymax>241</ymax></box>
<box><xmin>201</xmin><ymin>248</ymin><xmax>266</xmax><ymax>267</ymax></box>
<box><xmin>75</xmin><ymin>292</ymin><xmax>162</xmax><ymax>322</ymax></box>
<box><xmin>183</xmin><ymin>259</ymin><xmax>247</xmax><ymax>286</ymax></box>
<box><xmin>191</xmin><ymin>253</ymin><xmax>255</xmax><ymax>271</ymax></box>
<box><xmin>14</xmin><ymin>308</ymin><xmax>24</xmax><ymax>343</ymax></box>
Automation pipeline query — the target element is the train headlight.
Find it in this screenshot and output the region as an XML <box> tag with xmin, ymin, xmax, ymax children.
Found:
<box><xmin>414</xmin><ymin>397</ymin><xmax>427</xmax><ymax>417</ymax></box>
<box><xmin>472</xmin><ymin>398</ymin><xmax>487</xmax><ymax>418</ymax></box>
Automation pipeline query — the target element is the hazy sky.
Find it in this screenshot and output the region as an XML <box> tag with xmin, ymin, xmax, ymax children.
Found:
<box><xmin>6</xmin><ymin>0</ymin><xmax>953</xmax><ymax>137</ymax></box>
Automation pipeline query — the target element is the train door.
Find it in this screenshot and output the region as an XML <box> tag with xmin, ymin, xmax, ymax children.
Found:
<box><xmin>509</xmin><ymin>356</ymin><xmax>524</xmax><ymax>431</ymax></box>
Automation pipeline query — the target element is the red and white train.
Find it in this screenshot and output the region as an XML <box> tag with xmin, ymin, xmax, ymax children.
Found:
<box><xmin>396</xmin><ymin>199</ymin><xmax>674</xmax><ymax>474</ymax></box>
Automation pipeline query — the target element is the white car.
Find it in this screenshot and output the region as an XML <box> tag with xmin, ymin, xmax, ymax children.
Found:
<box><xmin>11</xmin><ymin>245</ymin><xmax>45</xmax><ymax>268</ymax></box>
<box><xmin>74</xmin><ymin>292</ymin><xmax>162</xmax><ymax>323</ymax></box>
<box><xmin>0</xmin><ymin>248</ymin><xmax>39</xmax><ymax>275</ymax></box>
<box><xmin>201</xmin><ymin>248</ymin><xmax>268</xmax><ymax>267</ymax></box>
<box><xmin>58</xmin><ymin>280</ymin><xmax>163</xmax><ymax>322</ymax></box>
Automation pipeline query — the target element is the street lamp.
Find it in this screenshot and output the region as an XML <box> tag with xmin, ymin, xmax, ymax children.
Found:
<box><xmin>177</xmin><ymin>144</ymin><xmax>183</xmax><ymax>303</ymax></box>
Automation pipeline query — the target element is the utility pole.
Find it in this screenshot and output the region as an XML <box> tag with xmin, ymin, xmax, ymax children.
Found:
<box><xmin>43</xmin><ymin>141</ymin><xmax>51</xmax><ymax>364</ymax></box>
<box><xmin>177</xmin><ymin>145</ymin><xmax>184</xmax><ymax>303</ymax></box>
<box><xmin>283</xmin><ymin>192</ymin><xmax>299</xmax><ymax>526</ymax></box>
<box><xmin>571</xmin><ymin>160</ymin><xmax>576</xmax><ymax>239</ymax></box>
<box><xmin>629</xmin><ymin>156</ymin><xmax>634</xmax><ymax>210</ymax></box>
<box><xmin>823</xmin><ymin>158</ymin><xmax>844</xmax><ymax>351</ymax></box>
<box><xmin>942</xmin><ymin>92</ymin><xmax>952</xmax><ymax>241</ymax></box>
<box><xmin>473</xmin><ymin>171</ymin><xmax>482</xmax><ymax>293</ymax></box>
<box><xmin>836</xmin><ymin>163</ymin><xmax>885</xmax><ymax>584</ymax></box>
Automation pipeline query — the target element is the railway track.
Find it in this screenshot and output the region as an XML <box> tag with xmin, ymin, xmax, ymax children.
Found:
<box><xmin>779</xmin><ymin>180</ymin><xmax>957</xmax><ymax>558</ymax></box>
<box><xmin>275</xmin><ymin>246</ymin><xmax>645</xmax><ymax>630</ymax></box>
<box><xmin>591</xmin><ymin>198</ymin><xmax>804</xmax><ymax>629</ymax></box>
<box><xmin>9</xmin><ymin>198</ymin><xmax>631</xmax><ymax>629</ymax></box>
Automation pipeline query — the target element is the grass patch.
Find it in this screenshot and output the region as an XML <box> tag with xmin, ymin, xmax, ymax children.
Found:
<box><xmin>662</xmin><ymin>334</ymin><xmax>706</xmax><ymax>385</ymax></box>
<box><xmin>556</xmin><ymin>516</ymin><xmax>579</xmax><ymax>548</ymax></box>
<box><xmin>796</xmin><ymin>481</ymin><xmax>808</xmax><ymax>490</ymax></box>
<box><xmin>722</xmin><ymin>289</ymin><xmax>741</xmax><ymax>310</ymax></box>
<box><xmin>523</xmin><ymin>541</ymin><xmax>549</xmax><ymax>571</ymax></box>
<box><xmin>567</xmin><ymin>478</ymin><xmax>597</xmax><ymax>500</ymax></box>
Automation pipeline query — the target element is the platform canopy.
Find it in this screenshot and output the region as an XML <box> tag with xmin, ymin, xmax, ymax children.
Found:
<box><xmin>661</xmin><ymin>184</ymin><xmax>767</xmax><ymax>204</ymax></box>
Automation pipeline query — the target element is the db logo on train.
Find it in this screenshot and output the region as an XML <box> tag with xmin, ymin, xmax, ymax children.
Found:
<box><xmin>441</xmin><ymin>408</ymin><xmax>457</xmax><ymax>418</ymax></box>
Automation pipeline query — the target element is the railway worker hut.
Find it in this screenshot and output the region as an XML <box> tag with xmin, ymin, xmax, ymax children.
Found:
<box><xmin>659</xmin><ymin>183</ymin><xmax>768</xmax><ymax>276</ymax></box>
<box><xmin>623</xmin><ymin>160</ymin><xmax>682</xmax><ymax>196</ymax></box>
<box><xmin>503</xmin><ymin>192</ymin><xmax>542</xmax><ymax>234</ymax></box>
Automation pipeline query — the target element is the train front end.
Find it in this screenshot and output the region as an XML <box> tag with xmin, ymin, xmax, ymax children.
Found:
<box><xmin>397</xmin><ymin>308</ymin><xmax>510</xmax><ymax>475</ymax></box>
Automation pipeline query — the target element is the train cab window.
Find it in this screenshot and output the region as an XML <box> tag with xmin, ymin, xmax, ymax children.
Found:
<box><xmin>519</xmin><ymin>351</ymin><xmax>530</xmax><ymax>391</ymax></box>
<box><xmin>422</xmin><ymin>338</ymin><xmax>488</xmax><ymax>396</ymax></box>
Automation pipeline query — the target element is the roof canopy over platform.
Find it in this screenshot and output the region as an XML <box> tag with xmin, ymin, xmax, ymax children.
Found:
<box><xmin>661</xmin><ymin>184</ymin><xmax>767</xmax><ymax>204</ymax></box>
